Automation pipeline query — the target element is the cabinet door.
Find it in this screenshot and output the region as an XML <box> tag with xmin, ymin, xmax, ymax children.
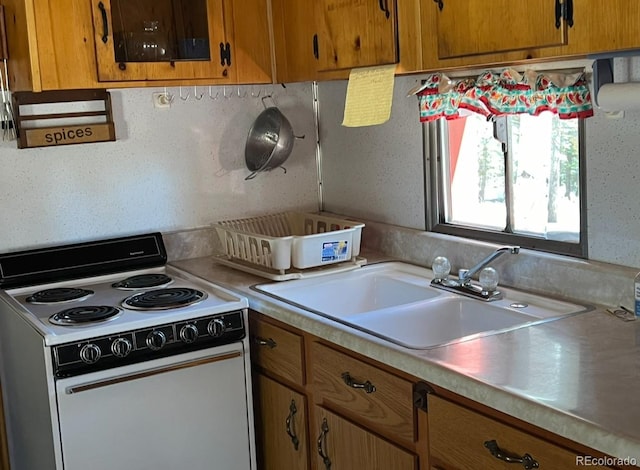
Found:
<box><xmin>428</xmin><ymin>395</ymin><xmax>613</xmax><ymax>470</ymax></box>
<box><xmin>90</xmin><ymin>0</ymin><xmax>233</xmax><ymax>82</ymax></box>
<box><xmin>255</xmin><ymin>374</ymin><xmax>309</xmax><ymax>470</ymax></box>
<box><xmin>271</xmin><ymin>0</ymin><xmax>318</xmax><ymax>83</ymax></box>
<box><xmin>564</xmin><ymin>0</ymin><xmax>640</xmax><ymax>56</ymax></box>
<box><xmin>435</xmin><ymin>0</ymin><xmax>567</xmax><ymax>59</ymax></box>
<box><xmin>315</xmin><ymin>0</ymin><xmax>398</xmax><ymax>71</ymax></box>
<box><xmin>313</xmin><ymin>406</ymin><xmax>416</xmax><ymax>470</ymax></box>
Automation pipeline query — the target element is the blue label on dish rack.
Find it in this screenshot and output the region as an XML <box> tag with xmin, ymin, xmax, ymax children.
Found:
<box><xmin>322</xmin><ymin>241</ymin><xmax>348</xmax><ymax>262</ymax></box>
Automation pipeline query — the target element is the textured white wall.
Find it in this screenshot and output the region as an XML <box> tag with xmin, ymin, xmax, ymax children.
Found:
<box><xmin>0</xmin><ymin>84</ymin><xmax>318</xmax><ymax>252</ymax></box>
<box><xmin>318</xmin><ymin>76</ymin><xmax>426</xmax><ymax>230</ymax></box>
<box><xmin>318</xmin><ymin>71</ymin><xmax>640</xmax><ymax>269</ymax></box>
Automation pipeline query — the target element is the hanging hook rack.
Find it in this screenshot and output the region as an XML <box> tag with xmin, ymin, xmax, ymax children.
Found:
<box><xmin>194</xmin><ymin>86</ymin><xmax>204</xmax><ymax>100</ymax></box>
<box><xmin>179</xmin><ymin>86</ymin><xmax>190</xmax><ymax>101</ymax></box>
<box><xmin>223</xmin><ymin>85</ymin><xmax>232</xmax><ymax>99</ymax></box>
<box><xmin>208</xmin><ymin>86</ymin><xmax>219</xmax><ymax>100</ymax></box>
<box><xmin>250</xmin><ymin>85</ymin><xmax>262</xmax><ymax>98</ymax></box>
<box><xmin>237</xmin><ymin>86</ymin><xmax>247</xmax><ymax>98</ymax></box>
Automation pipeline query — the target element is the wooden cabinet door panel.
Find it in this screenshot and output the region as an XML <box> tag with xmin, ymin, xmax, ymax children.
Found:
<box><xmin>255</xmin><ymin>374</ymin><xmax>309</xmax><ymax>470</ymax></box>
<box><xmin>310</xmin><ymin>342</ymin><xmax>415</xmax><ymax>443</ymax></box>
<box><xmin>271</xmin><ymin>0</ymin><xmax>318</xmax><ymax>83</ymax></box>
<box><xmin>313</xmin><ymin>407</ymin><xmax>416</xmax><ymax>470</ymax></box>
<box><xmin>315</xmin><ymin>0</ymin><xmax>398</xmax><ymax>71</ymax></box>
<box><xmin>90</xmin><ymin>0</ymin><xmax>232</xmax><ymax>82</ymax></box>
<box><xmin>250</xmin><ymin>316</ymin><xmax>305</xmax><ymax>385</ymax></box>
<box><xmin>565</xmin><ymin>0</ymin><xmax>640</xmax><ymax>56</ymax></box>
<box><xmin>436</xmin><ymin>0</ymin><xmax>567</xmax><ymax>59</ymax></box>
<box><xmin>428</xmin><ymin>395</ymin><xmax>613</xmax><ymax>470</ymax></box>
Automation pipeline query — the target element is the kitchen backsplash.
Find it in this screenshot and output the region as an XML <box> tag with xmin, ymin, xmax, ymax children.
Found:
<box><xmin>0</xmin><ymin>83</ymin><xmax>318</xmax><ymax>253</ymax></box>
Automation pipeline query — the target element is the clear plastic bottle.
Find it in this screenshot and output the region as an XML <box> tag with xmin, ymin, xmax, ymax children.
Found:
<box><xmin>635</xmin><ymin>272</ymin><xmax>640</xmax><ymax>317</ymax></box>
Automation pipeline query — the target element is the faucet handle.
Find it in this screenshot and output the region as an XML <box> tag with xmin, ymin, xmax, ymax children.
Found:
<box><xmin>432</xmin><ymin>256</ymin><xmax>451</xmax><ymax>281</ymax></box>
<box><xmin>479</xmin><ymin>267</ymin><xmax>499</xmax><ymax>293</ymax></box>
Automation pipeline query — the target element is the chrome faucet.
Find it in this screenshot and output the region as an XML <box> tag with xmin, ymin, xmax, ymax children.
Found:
<box><xmin>430</xmin><ymin>246</ymin><xmax>520</xmax><ymax>301</ymax></box>
<box><xmin>458</xmin><ymin>246</ymin><xmax>520</xmax><ymax>286</ymax></box>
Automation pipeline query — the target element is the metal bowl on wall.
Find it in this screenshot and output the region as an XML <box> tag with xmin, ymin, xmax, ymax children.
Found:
<box><xmin>244</xmin><ymin>97</ymin><xmax>303</xmax><ymax>180</ymax></box>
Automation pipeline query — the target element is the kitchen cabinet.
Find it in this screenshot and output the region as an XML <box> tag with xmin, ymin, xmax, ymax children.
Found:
<box><xmin>250</xmin><ymin>311</ymin><xmax>630</xmax><ymax>470</ymax></box>
<box><xmin>428</xmin><ymin>394</ymin><xmax>615</xmax><ymax>469</ymax></box>
<box><xmin>420</xmin><ymin>0</ymin><xmax>640</xmax><ymax>72</ymax></box>
<box><xmin>314</xmin><ymin>0</ymin><xmax>398</xmax><ymax>72</ymax></box>
<box><xmin>270</xmin><ymin>0</ymin><xmax>422</xmax><ymax>83</ymax></box>
<box><xmin>249</xmin><ymin>314</ymin><xmax>309</xmax><ymax>469</ymax></box>
<box><xmin>250</xmin><ymin>311</ymin><xmax>428</xmax><ymax>469</ymax></box>
<box><xmin>90</xmin><ymin>0</ymin><xmax>233</xmax><ymax>82</ymax></box>
<box><xmin>2</xmin><ymin>0</ymin><xmax>271</xmax><ymax>92</ymax></box>
<box><xmin>433</xmin><ymin>0</ymin><xmax>567</xmax><ymax>60</ymax></box>
<box><xmin>255</xmin><ymin>374</ymin><xmax>309</xmax><ymax>470</ymax></box>
<box><xmin>313</xmin><ymin>406</ymin><xmax>416</xmax><ymax>469</ymax></box>
<box><xmin>270</xmin><ymin>0</ymin><xmax>318</xmax><ymax>83</ymax></box>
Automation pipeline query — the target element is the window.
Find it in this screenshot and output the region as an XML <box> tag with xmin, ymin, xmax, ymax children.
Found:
<box><xmin>426</xmin><ymin>112</ymin><xmax>587</xmax><ymax>257</ymax></box>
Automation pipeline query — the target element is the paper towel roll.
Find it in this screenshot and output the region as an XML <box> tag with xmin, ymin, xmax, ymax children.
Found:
<box><xmin>596</xmin><ymin>83</ymin><xmax>640</xmax><ymax>112</ymax></box>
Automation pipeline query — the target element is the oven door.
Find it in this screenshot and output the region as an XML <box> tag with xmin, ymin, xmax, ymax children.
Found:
<box><xmin>55</xmin><ymin>342</ymin><xmax>252</xmax><ymax>470</ymax></box>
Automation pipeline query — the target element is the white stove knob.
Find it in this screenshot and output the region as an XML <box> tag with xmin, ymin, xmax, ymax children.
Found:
<box><xmin>111</xmin><ymin>337</ymin><xmax>133</xmax><ymax>357</ymax></box>
<box><xmin>146</xmin><ymin>330</ymin><xmax>167</xmax><ymax>351</ymax></box>
<box><xmin>80</xmin><ymin>343</ymin><xmax>101</xmax><ymax>364</ymax></box>
<box><xmin>180</xmin><ymin>324</ymin><xmax>199</xmax><ymax>344</ymax></box>
<box><xmin>207</xmin><ymin>318</ymin><xmax>226</xmax><ymax>338</ymax></box>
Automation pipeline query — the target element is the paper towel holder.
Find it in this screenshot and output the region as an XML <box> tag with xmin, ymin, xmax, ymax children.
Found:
<box><xmin>592</xmin><ymin>58</ymin><xmax>613</xmax><ymax>108</ymax></box>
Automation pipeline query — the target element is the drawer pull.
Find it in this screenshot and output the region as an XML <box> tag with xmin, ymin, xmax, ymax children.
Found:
<box><xmin>285</xmin><ymin>399</ymin><xmax>300</xmax><ymax>451</ymax></box>
<box><xmin>341</xmin><ymin>371</ymin><xmax>376</xmax><ymax>393</ymax></box>
<box><xmin>484</xmin><ymin>440</ymin><xmax>539</xmax><ymax>469</ymax></box>
<box><xmin>254</xmin><ymin>336</ymin><xmax>277</xmax><ymax>349</ymax></box>
<box><xmin>317</xmin><ymin>418</ymin><xmax>332</xmax><ymax>469</ymax></box>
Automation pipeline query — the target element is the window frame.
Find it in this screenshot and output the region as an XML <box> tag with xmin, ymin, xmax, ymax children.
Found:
<box><xmin>424</xmin><ymin>117</ymin><xmax>588</xmax><ymax>258</ymax></box>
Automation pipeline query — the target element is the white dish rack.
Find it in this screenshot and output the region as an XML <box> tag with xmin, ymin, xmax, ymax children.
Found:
<box><xmin>213</xmin><ymin>212</ymin><xmax>365</xmax><ymax>280</ymax></box>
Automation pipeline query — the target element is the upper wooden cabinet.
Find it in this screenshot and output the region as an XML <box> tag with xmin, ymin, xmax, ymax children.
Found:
<box><xmin>314</xmin><ymin>0</ymin><xmax>398</xmax><ymax>71</ymax></box>
<box><xmin>3</xmin><ymin>0</ymin><xmax>271</xmax><ymax>91</ymax></box>
<box><xmin>421</xmin><ymin>0</ymin><xmax>640</xmax><ymax>72</ymax></box>
<box><xmin>434</xmin><ymin>0</ymin><xmax>567</xmax><ymax>59</ymax></box>
<box><xmin>271</xmin><ymin>0</ymin><xmax>319</xmax><ymax>83</ymax></box>
<box><xmin>90</xmin><ymin>0</ymin><xmax>233</xmax><ymax>82</ymax></box>
<box><xmin>270</xmin><ymin>0</ymin><xmax>422</xmax><ymax>83</ymax></box>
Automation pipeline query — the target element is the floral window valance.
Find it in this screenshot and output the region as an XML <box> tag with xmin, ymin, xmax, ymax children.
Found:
<box><xmin>416</xmin><ymin>68</ymin><xmax>593</xmax><ymax>122</ymax></box>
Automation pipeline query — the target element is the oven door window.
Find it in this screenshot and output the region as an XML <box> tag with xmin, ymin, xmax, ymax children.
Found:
<box><xmin>55</xmin><ymin>344</ymin><xmax>251</xmax><ymax>470</ymax></box>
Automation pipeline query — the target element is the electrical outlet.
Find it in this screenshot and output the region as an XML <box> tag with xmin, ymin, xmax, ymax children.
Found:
<box><xmin>152</xmin><ymin>92</ymin><xmax>172</xmax><ymax>109</ymax></box>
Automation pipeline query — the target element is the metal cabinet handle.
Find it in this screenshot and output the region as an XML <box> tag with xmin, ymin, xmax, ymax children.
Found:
<box><xmin>378</xmin><ymin>0</ymin><xmax>390</xmax><ymax>18</ymax></box>
<box><xmin>98</xmin><ymin>2</ymin><xmax>109</xmax><ymax>44</ymax></box>
<box><xmin>313</xmin><ymin>34</ymin><xmax>319</xmax><ymax>60</ymax></box>
<box><xmin>433</xmin><ymin>0</ymin><xmax>444</xmax><ymax>11</ymax></box>
<box><xmin>285</xmin><ymin>399</ymin><xmax>300</xmax><ymax>451</ymax></box>
<box><xmin>317</xmin><ymin>418</ymin><xmax>331</xmax><ymax>469</ymax></box>
<box><xmin>484</xmin><ymin>440</ymin><xmax>540</xmax><ymax>469</ymax></box>
<box><xmin>341</xmin><ymin>371</ymin><xmax>376</xmax><ymax>393</ymax></box>
<box><xmin>254</xmin><ymin>336</ymin><xmax>277</xmax><ymax>349</ymax></box>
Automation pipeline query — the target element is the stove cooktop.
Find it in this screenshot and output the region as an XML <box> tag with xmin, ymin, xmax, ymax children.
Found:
<box><xmin>3</xmin><ymin>265</ymin><xmax>247</xmax><ymax>346</ymax></box>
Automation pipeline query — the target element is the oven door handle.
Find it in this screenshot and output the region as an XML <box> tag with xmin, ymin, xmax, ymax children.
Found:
<box><xmin>65</xmin><ymin>351</ymin><xmax>242</xmax><ymax>394</ymax></box>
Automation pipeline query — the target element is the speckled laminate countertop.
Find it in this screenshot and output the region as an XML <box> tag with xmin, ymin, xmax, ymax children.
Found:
<box><xmin>171</xmin><ymin>255</ymin><xmax>640</xmax><ymax>464</ymax></box>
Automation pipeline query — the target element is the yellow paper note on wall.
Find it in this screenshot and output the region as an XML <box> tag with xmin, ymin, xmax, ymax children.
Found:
<box><xmin>342</xmin><ymin>64</ymin><xmax>396</xmax><ymax>127</ymax></box>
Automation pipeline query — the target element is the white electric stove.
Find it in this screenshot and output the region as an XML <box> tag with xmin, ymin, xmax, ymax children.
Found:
<box><xmin>0</xmin><ymin>233</ymin><xmax>256</xmax><ymax>470</ymax></box>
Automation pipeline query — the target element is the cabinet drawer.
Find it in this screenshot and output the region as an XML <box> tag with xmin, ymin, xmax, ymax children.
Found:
<box><xmin>428</xmin><ymin>395</ymin><xmax>613</xmax><ymax>469</ymax></box>
<box><xmin>310</xmin><ymin>342</ymin><xmax>415</xmax><ymax>443</ymax></box>
<box><xmin>249</xmin><ymin>316</ymin><xmax>304</xmax><ymax>385</ymax></box>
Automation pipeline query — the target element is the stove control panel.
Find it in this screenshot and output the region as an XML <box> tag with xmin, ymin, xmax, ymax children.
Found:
<box><xmin>52</xmin><ymin>310</ymin><xmax>245</xmax><ymax>378</ymax></box>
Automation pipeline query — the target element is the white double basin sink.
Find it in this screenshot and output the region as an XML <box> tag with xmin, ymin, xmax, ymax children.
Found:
<box><xmin>254</xmin><ymin>262</ymin><xmax>592</xmax><ymax>349</ymax></box>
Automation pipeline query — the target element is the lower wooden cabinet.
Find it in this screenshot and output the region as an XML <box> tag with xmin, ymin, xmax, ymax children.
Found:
<box><xmin>428</xmin><ymin>395</ymin><xmax>615</xmax><ymax>470</ymax></box>
<box><xmin>313</xmin><ymin>406</ymin><xmax>417</xmax><ymax>470</ymax></box>
<box><xmin>254</xmin><ymin>373</ymin><xmax>309</xmax><ymax>470</ymax></box>
<box><xmin>250</xmin><ymin>311</ymin><xmax>625</xmax><ymax>470</ymax></box>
